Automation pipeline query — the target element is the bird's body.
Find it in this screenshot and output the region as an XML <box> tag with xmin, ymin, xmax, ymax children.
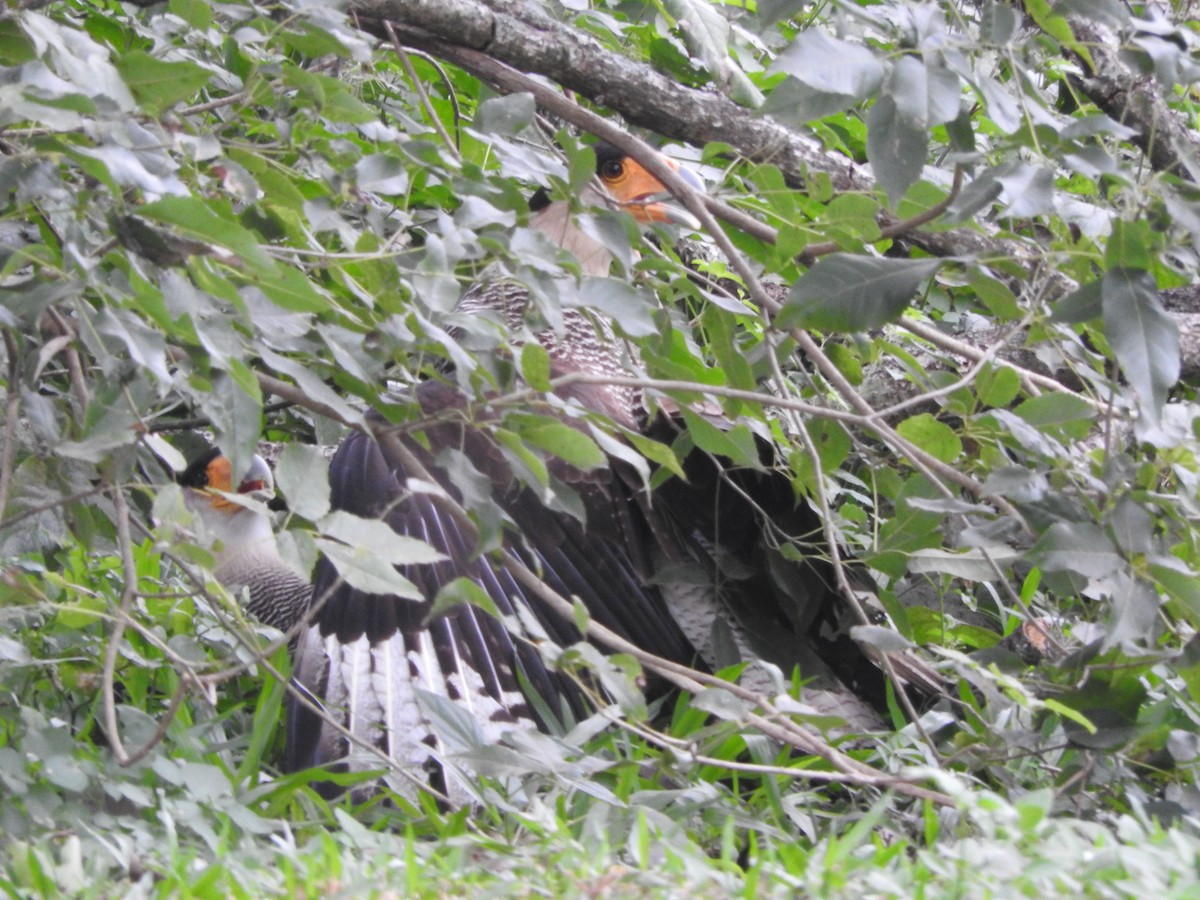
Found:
<box><xmin>287</xmin><ymin>155</ymin><xmax>708</xmax><ymax>796</ymax></box>
<box><xmin>183</xmin><ymin>142</ymin><xmax>936</xmax><ymax>800</ymax></box>
<box><xmin>179</xmin><ymin>449</ymin><xmax>310</xmax><ymax>634</ymax></box>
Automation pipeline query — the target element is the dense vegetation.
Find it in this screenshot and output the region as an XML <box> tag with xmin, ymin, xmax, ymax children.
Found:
<box><xmin>2</xmin><ymin>0</ymin><xmax>1200</xmax><ymax>894</ymax></box>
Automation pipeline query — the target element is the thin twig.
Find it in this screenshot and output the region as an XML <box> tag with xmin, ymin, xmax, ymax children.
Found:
<box><xmin>776</xmin><ymin>351</ymin><xmax>940</xmax><ymax>754</ymax></box>
<box><xmin>0</xmin><ymin>330</ymin><xmax>21</xmax><ymax>521</ymax></box>
<box><xmin>868</xmin><ymin>313</ymin><xmax>1034</xmax><ymax>423</ymax></box>
<box><xmin>900</xmin><ymin>318</ymin><xmax>1100</xmax><ymax>406</ymax></box>
<box><xmin>101</xmin><ymin>479</ymin><xmax>137</xmax><ymax>765</ymax></box>
<box><xmin>180</xmin><ymin>91</ymin><xmax>248</xmax><ymax>116</ymax></box>
<box><xmin>385</xmin><ymin>21</ymin><xmax>460</xmax><ymax>158</ymax></box>
<box><xmin>145</xmin><ymin>400</ymin><xmax>295</xmax><ymax>434</ymax></box>
<box><xmin>610</xmin><ymin>711</ymin><xmax>920</xmax><ymax>787</ymax></box>
<box><xmin>798</xmin><ymin>165</ymin><xmax>966</xmax><ymax>265</ymax></box>
<box><xmin>43</xmin><ymin>308</ymin><xmax>89</xmax><ymax>412</ymax></box>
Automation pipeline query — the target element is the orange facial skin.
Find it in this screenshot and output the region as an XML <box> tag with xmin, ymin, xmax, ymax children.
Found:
<box><xmin>185</xmin><ymin>453</ymin><xmax>269</xmax><ymax>511</ymax></box>
<box><xmin>596</xmin><ymin>153</ymin><xmax>702</xmax><ymax>226</ymax></box>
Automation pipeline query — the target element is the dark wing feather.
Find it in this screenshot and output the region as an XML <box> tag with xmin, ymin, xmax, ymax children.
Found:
<box><xmin>287</xmin><ymin>427</ymin><xmax>542</xmax><ymax>799</ymax></box>
<box><xmin>286</xmin><ymin>384</ymin><xmax>700</xmax><ymax>798</ymax></box>
<box><xmin>640</xmin><ymin>413</ymin><xmax>943</xmax><ymax>725</ymax></box>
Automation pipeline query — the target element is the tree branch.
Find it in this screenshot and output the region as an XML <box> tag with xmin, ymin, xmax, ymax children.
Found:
<box><xmin>349</xmin><ymin>0</ymin><xmax>1071</xmax><ymax>294</ymax></box>
<box><xmin>1065</xmin><ymin>15</ymin><xmax>1200</xmax><ymax>184</ymax></box>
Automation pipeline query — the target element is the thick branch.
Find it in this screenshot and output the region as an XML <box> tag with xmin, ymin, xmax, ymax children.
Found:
<box><xmin>350</xmin><ymin>0</ymin><xmax>1072</xmax><ymax>289</ymax></box>
<box><xmin>1066</xmin><ymin>16</ymin><xmax>1200</xmax><ymax>184</ymax></box>
<box><xmin>350</xmin><ymin>0</ymin><xmax>871</xmax><ymax>190</ymax></box>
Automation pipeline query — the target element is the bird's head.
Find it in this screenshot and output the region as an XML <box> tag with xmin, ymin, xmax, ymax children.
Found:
<box><xmin>530</xmin><ymin>141</ymin><xmax>703</xmax><ymax>229</ymax></box>
<box><xmin>179</xmin><ymin>448</ymin><xmax>274</xmax><ymax>513</ymax></box>
<box><xmin>592</xmin><ymin>141</ymin><xmax>703</xmax><ymax>228</ymax></box>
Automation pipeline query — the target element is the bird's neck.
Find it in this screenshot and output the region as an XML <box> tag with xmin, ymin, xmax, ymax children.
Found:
<box><xmin>530</xmin><ymin>194</ymin><xmax>615</xmax><ymax>277</ymax></box>
<box><xmin>186</xmin><ymin>498</ymin><xmax>279</xmax><ymax>574</ymax></box>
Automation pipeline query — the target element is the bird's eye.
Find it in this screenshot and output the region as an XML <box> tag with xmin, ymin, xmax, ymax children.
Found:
<box><xmin>598</xmin><ymin>159</ymin><xmax>625</xmax><ymax>181</ymax></box>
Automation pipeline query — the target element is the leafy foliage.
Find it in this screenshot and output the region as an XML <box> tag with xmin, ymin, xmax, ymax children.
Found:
<box><xmin>2</xmin><ymin>0</ymin><xmax>1200</xmax><ymax>893</ymax></box>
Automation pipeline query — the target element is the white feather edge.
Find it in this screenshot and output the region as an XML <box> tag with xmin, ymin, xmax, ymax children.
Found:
<box><xmin>292</xmin><ymin>621</ymin><xmax>537</xmax><ymax>803</ymax></box>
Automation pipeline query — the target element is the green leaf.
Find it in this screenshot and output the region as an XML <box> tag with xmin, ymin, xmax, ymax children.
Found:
<box><xmin>274</xmin><ymin>445</ymin><xmax>331</xmax><ymax>521</ymax></box>
<box><xmin>690</xmin><ymin>686</ymin><xmax>753</xmax><ymax>721</ymax></box>
<box><xmin>320</xmin><ymin>511</ymin><xmax>447</xmax><ymax>566</ymax></box>
<box><xmin>494</xmin><ymin>428</ymin><xmax>551</xmax><ymax>491</ymax></box>
<box><xmin>866</xmin><ymin>95</ymin><xmax>927</xmax><ymax>207</ymax></box>
<box><xmin>980</xmin><ymin>3</ymin><xmax>1019</xmax><ymax>42</ymax></box>
<box><xmin>0</xmin><ymin>19</ymin><xmax>35</xmax><ymax>65</ymax></box>
<box><xmin>476</xmin><ymin>93</ymin><xmax>536</xmax><ymax>136</ymax></box>
<box><xmin>906</xmin><ymin>606</ymin><xmax>1000</xmax><ymax>649</ymax></box>
<box><xmin>700</xmin><ymin>306</ymin><xmax>756</xmax><ymax>391</ymax></box>
<box><xmin>279</xmin><ymin>23</ymin><xmax>351</xmax><ymax>60</ymax></box>
<box><xmin>679</xmin><ymin>409</ymin><xmax>762</xmax><ymax>469</ymax></box>
<box><xmin>824</xmin><ymin>193</ymin><xmax>883</xmax><ymax>245</ymax></box>
<box><xmin>313</xmin><ymin>537</ymin><xmax>425</xmax><ymax>599</ymax></box>
<box><xmin>995</xmin><ymin>164</ymin><xmax>1054</xmax><ymax>219</ymax></box>
<box><xmin>282</xmin><ymin>66</ymin><xmax>376</xmax><ymax>123</ymax></box>
<box><xmin>1024</xmin><ymin>0</ymin><xmax>1095</xmax><ymax>69</ymax></box>
<box><xmin>1101</xmin><ymin>268</ymin><xmax>1179</xmax><ymax>426</ymax></box>
<box><xmin>94</xmin><ymin>307</ymin><xmax>169</xmax><ymax>382</ymax></box>
<box><xmin>662</xmin><ymin>0</ymin><xmax>763</xmax><ymax>106</ymax></box>
<box><xmin>520</xmin><ymin>342</ymin><xmax>552</xmax><ymax>392</ymax></box>
<box><xmin>1029</xmin><ymin>522</ymin><xmax>1122</xmax><ymax>579</ymax></box>
<box><xmin>907</xmin><ymin>547</ymin><xmax>1020</xmax><ymax>581</ymax></box>
<box><xmin>1105</xmin><ymin>219</ymin><xmax>1153</xmax><ymax>271</ymax></box>
<box><xmin>625</xmin><ymin>430</ymin><xmax>687</xmax><ymax>481</ymax></box>
<box><xmin>1057</xmin><ymin>661</ymin><xmax>1147</xmax><ymax>748</ymax></box>
<box><xmin>415</xmin><ymin>689</ymin><xmax>486</xmax><ymax>754</ymax></box>
<box><xmin>849</xmin><ymin>624</ymin><xmax>914</xmax><ymax>653</ymax></box>
<box><xmin>1042</xmin><ymin>698</ymin><xmax>1097</xmax><ymax>734</ymax></box>
<box><xmin>1099</xmin><ymin>571</ymin><xmax>1156</xmax><ymax>648</ymax></box>
<box><xmin>757</xmin><ymin>0</ymin><xmax>809</xmax><ymax>29</ymax></box>
<box><xmin>868</xmin><ymin>476</ymin><xmax>944</xmax><ymax>578</ymax></box>
<box><xmin>137</xmin><ymin>197</ymin><xmax>272</xmax><ymax>271</ymax></box>
<box><xmin>890</xmin><ymin>56</ymin><xmax>962</xmax><ymax>128</ymax></box>
<box><xmin>781</xmin><ymin>254</ymin><xmax>941</xmax><ymax>332</ymax></box>
<box><xmin>257</xmin><ymin>348</ymin><xmax>367</xmax><ymax>429</ymax></box>
<box><xmin>768</xmin><ymin>29</ymin><xmax>884</xmax><ymax>102</ymax></box>
<box><xmin>976</xmin><ymin>365</ymin><xmax>1020</xmax><ymax>408</ymax></box>
<box><xmin>113</xmin><ymin>51</ymin><xmax>211</xmax><ymax>116</ymax></box>
<box><xmin>512</xmin><ymin>419</ymin><xmax>607</xmax><ymax>471</ymax></box>
<box><xmin>236</xmin><ymin>646</ymin><xmax>286</xmax><ymax>783</ymax></box>
<box><xmin>580</xmin><ymin>278</ymin><xmax>657</xmax><ymax>338</ymax></box>
<box><xmin>1052</xmin><ymin>278</ymin><xmax>1103</xmax><ymax>323</ymax></box>
<box><xmin>200</xmin><ymin>371</ymin><xmax>262</xmax><ymax>482</ymax></box>
<box><xmin>425</xmin><ymin>577</ymin><xmax>503</xmax><ymax>625</ymax></box>
<box><xmin>168</xmin><ymin>0</ymin><xmax>212</xmax><ymax>29</ymax></box>
<box><xmin>259</xmin><ymin>264</ymin><xmax>330</xmax><ymax>313</ymax></box>
<box><xmin>1013</xmin><ymin>393</ymin><xmax>1097</xmax><ymax>439</ymax></box>
<box><xmin>1149</xmin><ymin>560</ymin><xmax>1200</xmax><ymax>627</ymax></box>
<box><xmin>896</xmin><ymin>413</ymin><xmax>962</xmax><ymax>463</ymax></box>
<box><xmin>968</xmin><ymin>269</ymin><xmax>1021</xmax><ymax>322</ymax></box>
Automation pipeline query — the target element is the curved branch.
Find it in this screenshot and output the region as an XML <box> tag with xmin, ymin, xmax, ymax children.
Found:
<box><xmin>1065</xmin><ymin>15</ymin><xmax>1200</xmax><ymax>184</ymax></box>
<box><xmin>351</xmin><ymin>0</ymin><xmax>1074</xmax><ymax>295</ymax></box>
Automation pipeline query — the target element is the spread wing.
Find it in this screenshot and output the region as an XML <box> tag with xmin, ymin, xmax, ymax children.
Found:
<box><xmin>286</xmin><ymin>385</ymin><xmax>699</xmax><ymax>800</ymax></box>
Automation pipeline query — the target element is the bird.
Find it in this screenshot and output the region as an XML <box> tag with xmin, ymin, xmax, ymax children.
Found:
<box><xmin>173</xmin><ymin>142</ymin><xmax>938</xmax><ymax>802</ymax></box>
<box><xmin>280</xmin><ymin>140</ymin><xmax>936</xmax><ymax>803</ymax></box>
<box><xmin>285</xmin><ymin>143</ymin><xmax>711</xmax><ymax>801</ymax></box>
<box><xmin>178</xmin><ymin>447</ymin><xmax>310</xmax><ymax>635</ymax></box>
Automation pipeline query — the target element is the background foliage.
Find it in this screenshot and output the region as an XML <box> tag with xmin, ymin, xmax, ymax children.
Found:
<box><xmin>2</xmin><ymin>0</ymin><xmax>1200</xmax><ymax>894</ymax></box>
